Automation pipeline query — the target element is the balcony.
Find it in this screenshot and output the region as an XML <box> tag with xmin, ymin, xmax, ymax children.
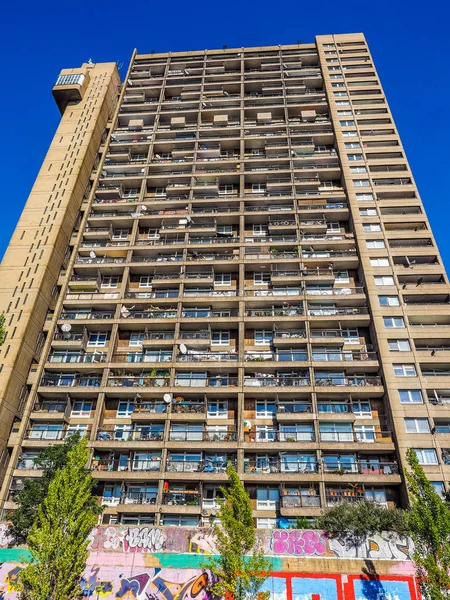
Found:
<box><xmin>314</xmin><ymin>375</ymin><xmax>382</xmax><ymax>387</ymax></box>
<box><xmin>47</xmin><ymin>351</ymin><xmax>107</xmax><ymax>364</ymax></box>
<box><xmin>106</xmin><ymin>375</ymin><xmax>170</xmax><ymax>388</ymax></box>
<box><xmin>168</xmin><ymin>427</ymin><xmax>237</xmax><ymax>442</ymax></box>
<box><xmin>177</xmin><ymin>351</ymin><xmax>239</xmax><ymax>363</ymax></box>
<box><xmin>120</xmin><ymin>491</ymin><xmax>157</xmax><ymax>505</ymax></box>
<box><xmin>92</xmin><ymin>457</ymin><xmax>162</xmax><ymax>472</ymax></box>
<box><xmin>244</xmin><ymin>459</ymin><xmax>318</xmax><ymax>474</ymax></box>
<box><xmin>97</xmin><ymin>427</ymin><xmax>164</xmax><ymax>442</ymax></box>
<box><xmin>162</xmin><ymin>490</ymin><xmax>200</xmax><ymax>506</ymax></box>
<box><xmin>244</xmin><ymin>375</ymin><xmax>310</xmax><ymax>387</ymax></box>
<box><xmin>174</xmin><ymin>375</ymin><xmax>239</xmax><ymax>388</ymax></box>
<box><xmin>319</xmin><ymin>430</ymin><xmax>392</xmax><ymax>443</ymax></box>
<box><xmin>40</xmin><ymin>374</ymin><xmax>101</xmax><ymax>388</ymax></box>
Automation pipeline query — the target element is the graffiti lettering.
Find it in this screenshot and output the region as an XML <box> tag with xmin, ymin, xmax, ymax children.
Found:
<box><xmin>124</xmin><ymin>527</ymin><xmax>166</xmax><ymax>553</ymax></box>
<box><xmin>116</xmin><ymin>573</ymin><xmax>152</xmax><ymax>599</ymax></box>
<box><xmin>271</xmin><ymin>530</ymin><xmax>327</xmax><ymax>556</ymax></box>
<box><xmin>80</xmin><ymin>566</ymin><xmax>113</xmax><ymax>597</ymax></box>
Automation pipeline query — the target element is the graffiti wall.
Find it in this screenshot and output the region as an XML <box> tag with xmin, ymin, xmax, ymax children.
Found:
<box><xmin>81</xmin><ymin>526</ymin><xmax>414</xmax><ymax>561</ymax></box>
<box><xmin>0</xmin><ymin>563</ymin><xmax>420</xmax><ymax>600</ymax></box>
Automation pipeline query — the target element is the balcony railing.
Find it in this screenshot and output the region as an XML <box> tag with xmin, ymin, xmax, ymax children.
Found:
<box><xmin>48</xmin><ymin>352</ymin><xmax>107</xmax><ymax>364</ymax></box>
<box><xmin>244</xmin><ymin>460</ymin><xmax>318</xmax><ymax>474</ymax></box>
<box><xmin>322</xmin><ymin>461</ymin><xmax>398</xmax><ymax>474</ymax></box>
<box><xmin>319</xmin><ymin>431</ymin><xmax>392</xmax><ymax>443</ymax></box>
<box><xmin>97</xmin><ymin>428</ymin><xmax>164</xmax><ymax>441</ymax></box>
<box><xmin>40</xmin><ymin>375</ymin><xmax>101</xmax><ymax>388</ymax></box>
<box><xmin>166</xmin><ymin>459</ymin><xmax>236</xmax><ymax>473</ymax></box>
<box><xmin>244</xmin><ymin>376</ymin><xmax>310</xmax><ymax>387</ymax></box>
<box><xmin>245</xmin><ymin>430</ymin><xmax>315</xmax><ymax>442</ymax></box>
<box><xmin>281</xmin><ymin>494</ymin><xmax>321</xmax><ymax>508</ymax></box>
<box><xmin>245</xmin><ymin>307</ymin><xmax>303</xmax><ymax>317</ymax></box>
<box><xmin>169</xmin><ymin>428</ymin><xmax>237</xmax><ymax>442</ymax></box>
<box><xmin>120</xmin><ymin>492</ymin><xmax>157</xmax><ymax>505</ymax></box>
<box><xmin>177</xmin><ymin>352</ymin><xmax>239</xmax><ymax>362</ymax></box>
<box><xmin>92</xmin><ymin>458</ymin><xmax>162</xmax><ymax>472</ymax></box>
<box><xmin>314</xmin><ymin>375</ymin><xmax>382</xmax><ymax>387</ymax></box>
<box><xmin>175</xmin><ymin>376</ymin><xmax>239</xmax><ymax>388</ymax></box>
<box><xmin>106</xmin><ymin>376</ymin><xmax>170</xmax><ymax>388</ymax></box>
<box><xmin>162</xmin><ymin>491</ymin><xmax>200</xmax><ymax>506</ymax></box>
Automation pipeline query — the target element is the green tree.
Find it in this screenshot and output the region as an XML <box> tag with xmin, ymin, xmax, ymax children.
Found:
<box><xmin>0</xmin><ymin>312</ymin><xmax>6</xmax><ymax>346</ymax></box>
<box><xmin>405</xmin><ymin>448</ymin><xmax>450</xmax><ymax>600</ymax></box>
<box><xmin>317</xmin><ymin>499</ymin><xmax>406</xmax><ymax>545</ymax></box>
<box><xmin>9</xmin><ymin>433</ymin><xmax>83</xmax><ymax>543</ymax></box>
<box><xmin>204</xmin><ymin>464</ymin><xmax>271</xmax><ymax>600</ymax></box>
<box><xmin>18</xmin><ymin>437</ymin><xmax>102</xmax><ymax>600</ymax></box>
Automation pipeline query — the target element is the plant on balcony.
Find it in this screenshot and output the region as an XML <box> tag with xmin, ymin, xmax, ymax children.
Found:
<box><xmin>204</xmin><ymin>464</ymin><xmax>271</xmax><ymax>600</ymax></box>
<box><xmin>0</xmin><ymin>312</ymin><xmax>5</xmax><ymax>346</ymax></box>
<box><xmin>17</xmin><ymin>437</ymin><xmax>103</xmax><ymax>600</ymax></box>
<box><xmin>405</xmin><ymin>448</ymin><xmax>450</xmax><ymax>600</ymax></box>
<box><xmin>316</xmin><ymin>499</ymin><xmax>406</xmax><ymax>546</ymax></box>
<box><xmin>8</xmin><ymin>433</ymin><xmax>84</xmax><ymax>544</ymax></box>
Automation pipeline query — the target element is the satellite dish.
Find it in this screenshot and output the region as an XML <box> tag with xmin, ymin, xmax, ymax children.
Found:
<box><xmin>179</xmin><ymin>343</ymin><xmax>187</xmax><ymax>354</ymax></box>
<box><xmin>89</xmin><ymin>251</ymin><xmax>97</xmax><ymax>259</ymax></box>
<box><xmin>243</xmin><ymin>420</ymin><xmax>252</xmax><ymax>431</ymax></box>
<box><xmin>140</xmin><ymin>205</ymin><xmax>148</xmax><ymax>211</ymax></box>
<box><xmin>163</xmin><ymin>393</ymin><xmax>173</xmax><ymax>404</ymax></box>
<box><xmin>61</xmin><ymin>324</ymin><xmax>72</xmax><ymax>333</ymax></box>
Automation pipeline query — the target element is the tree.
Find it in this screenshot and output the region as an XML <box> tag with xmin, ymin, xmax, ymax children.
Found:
<box><xmin>317</xmin><ymin>500</ymin><xmax>406</xmax><ymax>545</ymax></box>
<box><xmin>204</xmin><ymin>464</ymin><xmax>271</xmax><ymax>600</ymax></box>
<box><xmin>0</xmin><ymin>312</ymin><xmax>6</xmax><ymax>346</ymax></box>
<box><xmin>18</xmin><ymin>437</ymin><xmax>102</xmax><ymax>600</ymax></box>
<box><xmin>405</xmin><ymin>448</ymin><xmax>450</xmax><ymax>600</ymax></box>
<box><xmin>9</xmin><ymin>433</ymin><xmax>83</xmax><ymax>544</ymax></box>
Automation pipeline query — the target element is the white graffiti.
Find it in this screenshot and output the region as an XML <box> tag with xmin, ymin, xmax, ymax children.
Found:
<box><xmin>0</xmin><ymin>524</ymin><xmax>12</xmax><ymax>548</ymax></box>
<box><xmin>327</xmin><ymin>533</ymin><xmax>413</xmax><ymax>560</ymax></box>
<box><xmin>124</xmin><ymin>527</ymin><xmax>166</xmax><ymax>553</ymax></box>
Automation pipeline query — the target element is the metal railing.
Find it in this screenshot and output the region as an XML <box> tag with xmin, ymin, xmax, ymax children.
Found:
<box><xmin>106</xmin><ymin>376</ymin><xmax>170</xmax><ymax>388</ymax></box>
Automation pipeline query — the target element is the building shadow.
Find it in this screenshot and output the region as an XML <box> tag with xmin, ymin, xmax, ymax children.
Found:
<box><xmin>360</xmin><ymin>559</ymin><xmax>387</xmax><ymax>599</ymax></box>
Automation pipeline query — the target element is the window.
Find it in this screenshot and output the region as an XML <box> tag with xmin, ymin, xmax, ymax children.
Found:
<box><xmin>139</xmin><ymin>276</ymin><xmax>152</xmax><ymax>288</ymax></box>
<box><xmin>112</xmin><ymin>228</ymin><xmax>129</xmax><ymax>240</ymax></box>
<box><xmin>161</xmin><ymin>516</ymin><xmax>199</xmax><ymax>527</ymax></box>
<box><xmin>207</xmin><ymin>400</ymin><xmax>228</xmax><ymax>418</ymax></box>
<box><xmin>354</xmin><ymin>425</ymin><xmax>375</xmax><ymax>442</ymax></box>
<box><xmin>340</xmin><ymin>120</ymin><xmax>355</xmax><ymax>127</ymax></box>
<box><xmin>330</xmin><ymin>75</ymin><xmax>343</xmax><ymax>80</ymax></box>
<box><xmin>253</xmin><ymin>224</ymin><xmax>268</xmax><ymax>236</ymax></box>
<box><xmin>219</xmin><ymin>184</ymin><xmax>235</xmax><ymax>195</ymax></box>
<box><xmin>388</xmin><ymin>339</ymin><xmax>411</xmax><ymax>352</ymax></box>
<box><xmin>348</xmin><ymin>154</ymin><xmax>363</xmax><ymax>161</ymax></box>
<box><xmin>254</xmin><ymin>272</ymin><xmax>270</xmax><ymax>285</ymax></box>
<box><xmin>66</xmin><ymin>424</ymin><xmax>88</xmax><ymax>437</ymax></box>
<box><xmin>342</xmin><ymin>328</ymin><xmax>359</xmax><ymax>343</ymax></box>
<box><xmin>337</xmin><ymin>110</ymin><xmax>352</xmax><ymax>116</ymax></box>
<box><xmin>355</xmin><ymin>192</ymin><xmax>374</xmax><ymax>200</ymax></box>
<box><xmin>101</xmin><ymin>276</ymin><xmax>119</xmax><ymax>288</ymax></box>
<box><xmin>155</xmin><ymin>187</ymin><xmax>166</xmax><ymax>197</ymax></box>
<box><xmin>350</xmin><ymin>166</ymin><xmax>367</xmax><ymax>174</ymax></box>
<box><xmin>345</xmin><ymin>142</ymin><xmax>361</xmax><ymax>149</ymax></box>
<box><xmin>257</xmin><ymin>518</ymin><xmax>278</xmax><ymax>529</ymax></box>
<box><xmin>363</xmin><ymin>223</ymin><xmax>381</xmax><ymax>232</ymax></box>
<box><xmin>335</xmin><ymin>101</ymin><xmax>350</xmax><ymax>106</ymax></box>
<box><xmin>370</xmin><ymin>258</ymin><xmax>389</xmax><ymax>267</ymax></box>
<box><xmin>217</xmin><ymin>225</ymin><xmax>233</xmax><ymax>235</ymax></box>
<box><xmin>354</xmin><ymin>179</ymin><xmax>371</xmax><ymax>187</ymax></box>
<box><xmin>379</xmin><ymin>295</ymin><xmax>399</xmax><ymax>306</ymax></box>
<box><xmin>399</xmin><ymin>389</ymin><xmax>423</xmax><ymax>404</ymax></box>
<box><xmin>256</xmin><ymin>400</ymin><xmax>276</xmax><ymax>418</ymax></box>
<box><xmin>215</xmin><ymin>273</ymin><xmax>231</xmax><ymax>285</ymax></box>
<box><xmin>352</xmin><ymin>400</ymin><xmax>372</xmax><ymax>417</ymax></box>
<box><xmin>366</xmin><ymin>239</ymin><xmax>385</xmax><ymax>248</ymax></box>
<box><xmin>256</xmin><ymin>487</ymin><xmax>279</xmax><ymax>509</ymax></box>
<box><xmin>329</xmin><ymin>66</ymin><xmax>341</xmax><ymax>71</ymax></box>
<box><xmin>334</xmin><ymin>271</ymin><xmax>350</xmax><ymax>283</ymax></box>
<box><xmin>383</xmin><ymin>317</ymin><xmax>405</xmax><ymax>328</ymax></box>
<box><xmin>414</xmin><ymin>449</ymin><xmax>438</xmax><ymax>465</ymax></box>
<box><xmin>375</xmin><ymin>276</ymin><xmax>395</xmax><ymax>286</ymax></box>
<box><xmin>333</xmin><ymin>92</ymin><xmax>348</xmax><ymax>97</ymax></box>
<box><xmin>342</xmin><ymin>131</ymin><xmax>357</xmax><ymax>137</ymax></box>
<box><xmin>393</xmin><ymin>364</ymin><xmax>417</xmax><ymax>377</ymax></box>
<box><xmin>431</xmin><ymin>482</ymin><xmax>445</xmax><ymax>498</ymax></box>
<box><xmin>129</xmin><ymin>333</ymin><xmax>145</xmax><ymax>347</ymax></box>
<box><xmin>87</xmin><ymin>332</ymin><xmax>107</xmax><ymax>347</ymax></box>
<box><xmin>405</xmin><ymin>418</ymin><xmax>430</xmax><ymax>434</ymax></box>
<box><xmin>56</xmin><ymin>74</ymin><xmax>85</xmax><ymax>86</ymax></box>
<box><xmin>251</xmin><ymin>183</ymin><xmax>266</xmax><ymax>193</ymax></box>
<box><xmin>211</xmin><ymin>331</ymin><xmax>230</xmax><ymax>346</ymax></box>
<box><xmin>117</xmin><ymin>401</ymin><xmax>134</xmax><ymax>417</ymax></box>
<box><xmin>71</xmin><ymin>401</ymin><xmax>93</xmax><ymax>417</ymax></box>
<box><xmin>255</xmin><ymin>330</ymin><xmax>273</xmax><ymax>345</ymax></box>
<box><xmin>331</xmin><ymin>82</ymin><xmax>345</xmax><ymax>87</ymax></box>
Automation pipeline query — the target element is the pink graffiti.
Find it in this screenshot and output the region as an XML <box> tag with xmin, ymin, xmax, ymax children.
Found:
<box><xmin>271</xmin><ymin>530</ymin><xmax>327</xmax><ymax>556</ymax></box>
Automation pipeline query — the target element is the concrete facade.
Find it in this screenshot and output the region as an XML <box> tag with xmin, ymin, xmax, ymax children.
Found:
<box><xmin>0</xmin><ymin>33</ymin><xmax>448</xmax><ymax>529</ymax></box>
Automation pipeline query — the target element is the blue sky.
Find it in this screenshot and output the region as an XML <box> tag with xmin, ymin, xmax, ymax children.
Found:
<box><xmin>1</xmin><ymin>0</ymin><xmax>449</xmax><ymax>265</ymax></box>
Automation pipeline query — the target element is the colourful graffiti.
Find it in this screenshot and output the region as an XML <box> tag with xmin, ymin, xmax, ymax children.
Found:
<box><xmin>0</xmin><ymin>564</ymin><xmax>420</xmax><ymax>600</ymax></box>
<box><xmin>85</xmin><ymin>526</ymin><xmax>414</xmax><ymax>561</ymax></box>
